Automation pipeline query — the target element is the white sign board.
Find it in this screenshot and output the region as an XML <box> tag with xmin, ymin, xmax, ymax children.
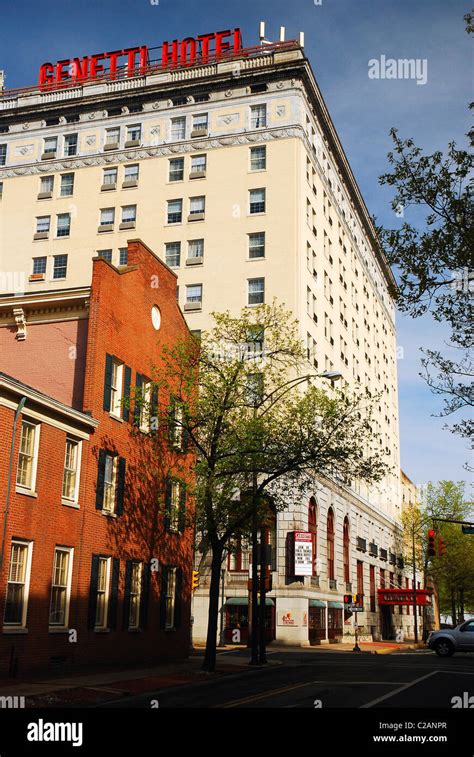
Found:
<box><xmin>294</xmin><ymin>532</ymin><xmax>313</xmax><ymax>576</ymax></box>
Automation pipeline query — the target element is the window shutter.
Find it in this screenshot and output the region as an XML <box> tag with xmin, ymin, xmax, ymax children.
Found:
<box><xmin>87</xmin><ymin>555</ymin><xmax>100</xmax><ymax>629</ymax></box>
<box><xmin>96</xmin><ymin>450</ymin><xmax>106</xmax><ymax>510</ymax></box>
<box><xmin>122</xmin><ymin>560</ymin><xmax>132</xmax><ymax>630</ymax></box>
<box><xmin>178</xmin><ymin>484</ymin><xmax>187</xmax><ymax>533</ymax></box>
<box><xmin>139</xmin><ymin>563</ymin><xmax>151</xmax><ymax>629</ymax></box>
<box><xmin>159</xmin><ymin>566</ymin><xmax>168</xmax><ymax>629</ymax></box>
<box><xmin>116</xmin><ymin>457</ymin><xmax>126</xmax><ymax>515</ymax></box>
<box><xmin>134</xmin><ymin>374</ymin><xmax>143</xmax><ymax>426</ymax></box>
<box><xmin>164</xmin><ymin>479</ymin><xmax>172</xmax><ymax>531</ymax></box>
<box><xmin>174</xmin><ymin>568</ymin><xmax>183</xmax><ymax>629</ymax></box>
<box><xmin>150</xmin><ymin>386</ymin><xmax>158</xmax><ymax>434</ymax></box>
<box><xmin>108</xmin><ymin>558</ymin><xmax>120</xmax><ymax>630</ymax></box>
<box><xmin>123</xmin><ymin>366</ymin><xmax>132</xmax><ymax>422</ymax></box>
<box><xmin>103</xmin><ymin>354</ymin><xmax>114</xmax><ymax>411</ymax></box>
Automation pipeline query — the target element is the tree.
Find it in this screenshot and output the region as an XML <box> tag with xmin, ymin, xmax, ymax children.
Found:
<box><xmin>150</xmin><ymin>303</ymin><xmax>389</xmax><ymax>671</ymax></box>
<box><xmin>377</xmin><ymin>13</ymin><xmax>474</xmax><ymax>448</ymax></box>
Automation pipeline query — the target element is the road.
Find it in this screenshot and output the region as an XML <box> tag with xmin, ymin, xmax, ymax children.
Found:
<box><xmin>101</xmin><ymin>647</ymin><xmax>474</xmax><ymax>709</ymax></box>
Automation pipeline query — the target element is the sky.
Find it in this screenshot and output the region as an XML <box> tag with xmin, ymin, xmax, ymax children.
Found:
<box><xmin>0</xmin><ymin>0</ymin><xmax>472</xmax><ymax>489</ymax></box>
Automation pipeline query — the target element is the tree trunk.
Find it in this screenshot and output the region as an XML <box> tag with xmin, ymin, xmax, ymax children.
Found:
<box><xmin>459</xmin><ymin>588</ymin><xmax>465</xmax><ymax>624</ymax></box>
<box><xmin>451</xmin><ymin>589</ymin><xmax>457</xmax><ymax>627</ymax></box>
<box><xmin>202</xmin><ymin>541</ymin><xmax>224</xmax><ymax>672</ymax></box>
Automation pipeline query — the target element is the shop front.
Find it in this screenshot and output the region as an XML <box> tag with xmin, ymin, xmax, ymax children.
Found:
<box><xmin>328</xmin><ymin>601</ymin><xmax>343</xmax><ymax>640</ymax></box>
<box><xmin>309</xmin><ymin>599</ymin><xmax>326</xmax><ymax>644</ymax></box>
<box><xmin>225</xmin><ymin>597</ymin><xmax>275</xmax><ymax>643</ymax></box>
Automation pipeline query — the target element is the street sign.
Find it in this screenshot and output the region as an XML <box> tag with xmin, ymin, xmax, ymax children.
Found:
<box><xmin>348</xmin><ymin>605</ymin><xmax>364</xmax><ymax>612</ymax></box>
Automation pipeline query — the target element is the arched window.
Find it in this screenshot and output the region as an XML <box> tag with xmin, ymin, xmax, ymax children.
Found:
<box><xmin>343</xmin><ymin>516</ymin><xmax>350</xmax><ymax>584</ymax></box>
<box><xmin>308</xmin><ymin>497</ymin><xmax>318</xmax><ymax>576</ymax></box>
<box><xmin>327</xmin><ymin>508</ymin><xmax>335</xmax><ymax>581</ymax></box>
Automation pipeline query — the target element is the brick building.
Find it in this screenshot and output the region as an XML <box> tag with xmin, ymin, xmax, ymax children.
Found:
<box><xmin>0</xmin><ymin>239</ymin><xmax>194</xmax><ymax>675</ymax></box>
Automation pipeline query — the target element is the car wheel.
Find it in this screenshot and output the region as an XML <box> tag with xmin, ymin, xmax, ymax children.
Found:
<box><xmin>434</xmin><ymin>639</ymin><xmax>454</xmax><ymax>657</ymax></box>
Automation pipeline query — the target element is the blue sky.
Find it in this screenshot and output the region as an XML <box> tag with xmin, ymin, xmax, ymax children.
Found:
<box><xmin>1</xmin><ymin>0</ymin><xmax>471</xmax><ymax>488</ymax></box>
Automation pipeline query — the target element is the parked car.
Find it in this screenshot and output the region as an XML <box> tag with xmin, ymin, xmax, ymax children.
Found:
<box><xmin>427</xmin><ymin>619</ymin><xmax>474</xmax><ymax>656</ymax></box>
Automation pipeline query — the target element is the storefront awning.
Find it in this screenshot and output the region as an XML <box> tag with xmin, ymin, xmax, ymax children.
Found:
<box><xmin>226</xmin><ymin>597</ymin><xmax>275</xmax><ymax>606</ymax></box>
<box><xmin>328</xmin><ymin>601</ymin><xmax>343</xmax><ymax>609</ymax></box>
<box><xmin>309</xmin><ymin>599</ymin><xmax>326</xmax><ymax>607</ymax></box>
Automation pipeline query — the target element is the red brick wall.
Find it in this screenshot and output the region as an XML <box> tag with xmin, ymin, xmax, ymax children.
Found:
<box><xmin>0</xmin><ymin>319</ymin><xmax>88</xmax><ymax>409</ymax></box>
<box><xmin>0</xmin><ymin>241</ymin><xmax>195</xmax><ymax>676</ymax></box>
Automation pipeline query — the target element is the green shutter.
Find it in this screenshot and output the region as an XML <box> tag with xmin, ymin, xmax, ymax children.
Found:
<box><xmin>87</xmin><ymin>555</ymin><xmax>100</xmax><ymax>629</ymax></box>
<box><xmin>122</xmin><ymin>560</ymin><xmax>132</xmax><ymax>630</ymax></box>
<box><xmin>96</xmin><ymin>450</ymin><xmax>106</xmax><ymax>510</ymax></box>
<box><xmin>123</xmin><ymin>366</ymin><xmax>132</xmax><ymax>422</ymax></box>
<box><xmin>103</xmin><ymin>354</ymin><xmax>114</xmax><ymax>411</ymax></box>
<box><xmin>108</xmin><ymin>558</ymin><xmax>120</xmax><ymax>630</ymax></box>
<box><xmin>116</xmin><ymin>457</ymin><xmax>126</xmax><ymax>515</ymax></box>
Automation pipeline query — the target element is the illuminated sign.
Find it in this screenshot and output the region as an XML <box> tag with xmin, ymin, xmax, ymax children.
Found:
<box><xmin>377</xmin><ymin>589</ymin><xmax>433</xmax><ymax>607</ymax></box>
<box><xmin>38</xmin><ymin>29</ymin><xmax>243</xmax><ymax>89</ymax></box>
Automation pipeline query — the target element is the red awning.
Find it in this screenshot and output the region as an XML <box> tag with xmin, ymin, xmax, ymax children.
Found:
<box><xmin>377</xmin><ymin>589</ymin><xmax>433</xmax><ymax>606</ymax></box>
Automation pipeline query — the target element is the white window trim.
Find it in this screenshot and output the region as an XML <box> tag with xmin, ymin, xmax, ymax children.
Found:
<box><xmin>128</xmin><ymin>562</ymin><xmax>143</xmax><ymax>630</ymax></box>
<box><xmin>61</xmin><ymin>437</ymin><xmax>82</xmax><ymax>508</ymax></box>
<box><xmin>165</xmin><ymin>567</ymin><xmax>177</xmax><ymax>629</ymax></box>
<box><xmin>103</xmin><ymin>455</ymin><xmax>118</xmax><ymax>514</ymax></box>
<box><xmin>16</xmin><ymin>421</ymin><xmax>41</xmax><ymax>495</ymax></box>
<box><xmin>94</xmin><ymin>556</ymin><xmax>111</xmax><ymax>631</ymax></box>
<box><xmin>139</xmin><ymin>381</ymin><xmax>152</xmax><ymax>433</ymax></box>
<box><xmin>3</xmin><ymin>540</ymin><xmax>34</xmax><ymax>630</ymax></box>
<box><xmin>48</xmin><ymin>546</ymin><xmax>74</xmax><ymax>631</ymax></box>
<box><xmin>110</xmin><ymin>360</ymin><xmax>124</xmax><ymax>419</ymax></box>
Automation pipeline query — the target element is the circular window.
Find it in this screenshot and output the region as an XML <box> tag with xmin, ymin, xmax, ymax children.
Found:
<box><xmin>151</xmin><ymin>305</ymin><xmax>161</xmax><ymax>331</ymax></box>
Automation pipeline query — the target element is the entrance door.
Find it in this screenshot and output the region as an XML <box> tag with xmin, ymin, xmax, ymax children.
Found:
<box><xmin>309</xmin><ymin>607</ymin><xmax>326</xmax><ymax>644</ymax></box>
<box><xmin>380</xmin><ymin>605</ymin><xmax>393</xmax><ymax>640</ymax></box>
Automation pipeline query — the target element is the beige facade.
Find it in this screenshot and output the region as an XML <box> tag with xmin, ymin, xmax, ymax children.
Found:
<box><xmin>0</xmin><ymin>41</ymin><xmax>419</xmax><ymax>643</ymax></box>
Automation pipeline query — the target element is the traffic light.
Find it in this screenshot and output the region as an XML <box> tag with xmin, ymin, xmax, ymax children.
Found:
<box><xmin>355</xmin><ymin>593</ymin><xmax>364</xmax><ymax>606</ymax></box>
<box><xmin>344</xmin><ymin>594</ymin><xmax>352</xmax><ymax>605</ymax></box>
<box><xmin>192</xmin><ymin>570</ymin><xmax>199</xmax><ymax>592</ymax></box>
<box><xmin>438</xmin><ymin>538</ymin><xmax>447</xmax><ymax>557</ymax></box>
<box><xmin>427</xmin><ymin>529</ymin><xmax>436</xmax><ymax>558</ymax></box>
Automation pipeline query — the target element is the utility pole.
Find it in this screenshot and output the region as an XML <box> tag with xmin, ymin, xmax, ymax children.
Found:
<box><xmin>412</xmin><ymin>523</ymin><xmax>418</xmax><ymax>644</ymax></box>
<box><xmin>259</xmin><ymin>526</ymin><xmax>268</xmax><ymax>664</ymax></box>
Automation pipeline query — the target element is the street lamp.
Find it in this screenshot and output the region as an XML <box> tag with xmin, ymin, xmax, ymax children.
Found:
<box><xmin>318</xmin><ymin>371</ymin><xmax>343</xmax><ymax>382</ymax></box>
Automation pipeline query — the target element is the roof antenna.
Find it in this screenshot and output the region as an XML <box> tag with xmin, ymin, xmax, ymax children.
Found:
<box><xmin>279</xmin><ymin>26</ymin><xmax>286</xmax><ymax>42</ymax></box>
<box><xmin>299</xmin><ymin>31</ymin><xmax>305</xmax><ymax>48</ymax></box>
<box><xmin>259</xmin><ymin>21</ymin><xmax>272</xmax><ymax>46</ymax></box>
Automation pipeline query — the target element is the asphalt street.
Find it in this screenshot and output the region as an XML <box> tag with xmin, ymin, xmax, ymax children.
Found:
<box><xmin>100</xmin><ymin>647</ymin><xmax>474</xmax><ymax>709</ymax></box>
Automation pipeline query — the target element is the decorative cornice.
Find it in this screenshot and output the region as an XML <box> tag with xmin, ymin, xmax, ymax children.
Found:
<box><xmin>0</xmin><ymin>127</ymin><xmax>303</xmax><ymax>179</ymax></box>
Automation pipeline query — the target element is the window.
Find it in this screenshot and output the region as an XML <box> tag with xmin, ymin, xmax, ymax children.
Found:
<box><xmin>32</xmin><ymin>257</ymin><xmax>47</xmax><ymax>275</ymax></box>
<box><xmin>165</xmin><ymin>241</ymin><xmax>181</xmax><ymax>267</ymax></box>
<box><xmin>124</xmin><ymin>164</ymin><xmax>139</xmax><ymax>183</ymax></box>
<box><xmin>36</xmin><ymin>216</ymin><xmax>51</xmax><ymax>234</ymax></box>
<box><xmin>250</xmin><ymin>104</ymin><xmax>267</xmax><ymax>129</ymax></box>
<box><xmin>16</xmin><ymin>421</ymin><xmax>39</xmax><ymax>491</ymax></box>
<box><xmin>126</xmin><ymin>124</ymin><xmax>141</xmax><ymax>142</ymax></box>
<box><xmin>121</xmin><ymin>205</ymin><xmax>136</xmax><ymax>224</ymax></box>
<box><xmin>49</xmin><ymin>547</ymin><xmax>73</xmax><ymax>627</ymax></box>
<box><xmin>60</xmin><ymin>173</ymin><xmax>74</xmax><ymax>197</ymax></box>
<box><xmin>170</xmin><ymin>117</ymin><xmax>186</xmax><ymax>141</ymax></box>
<box><xmin>105</xmin><ymin>127</ymin><xmax>120</xmax><ymax>146</ymax></box>
<box><xmin>248</xmin><ymin>232</ymin><xmax>265</xmax><ymax>259</ymax></box>
<box><xmin>53</xmin><ymin>254</ymin><xmax>68</xmax><ymax>279</ymax></box>
<box><xmin>62</xmin><ymin>438</ymin><xmax>81</xmax><ymax>504</ymax></box>
<box><xmin>40</xmin><ymin>175</ymin><xmax>54</xmax><ymax>194</ymax></box>
<box><xmin>357</xmin><ymin>560</ymin><xmax>364</xmax><ymax>596</ymax></box>
<box><xmin>192</xmin><ymin>113</ymin><xmax>208</xmax><ymax>132</ymax></box>
<box><xmin>4</xmin><ymin>541</ymin><xmax>33</xmax><ymax>626</ymax></box>
<box><xmin>228</xmin><ymin>536</ymin><xmax>250</xmax><ymax>571</ymax></box>
<box><xmin>64</xmin><ymin>133</ymin><xmax>78</xmax><ymax>156</ymax></box>
<box><xmin>103</xmin><ymin>167</ymin><xmax>118</xmax><ymax>186</ymax></box>
<box><xmin>188</xmin><ymin>238</ymin><xmax>204</xmax><ymax>260</ymax></box>
<box><xmin>56</xmin><ymin>213</ymin><xmax>71</xmax><ymax>237</ymax></box>
<box><xmin>95</xmin><ymin>557</ymin><xmax>111</xmax><ymax>629</ymax></box>
<box><xmin>343</xmin><ymin>517</ymin><xmax>350</xmax><ymax>584</ymax></box>
<box><xmin>164</xmin><ymin>567</ymin><xmax>177</xmax><ymax>628</ymax></box>
<box><xmin>110</xmin><ymin>359</ymin><xmax>124</xmax><ymax>417</ymax></box>
<box><xmin>370</xmin><ymin>564</ymin><xmax>376</xmax><ymax>612</ymax></box>
<box><xmin>250</xmin><ymin>146</ymin><xmax>266</xmax><ymax>171</ymax></box>
<box><xmin>249</xmin><ymin>188</ymin><xmax>265</xmax><ymax>214</ymax></box>
<box><xmin>186</xmin><ymin>284</ymin><xmax>202</xmax><ymax>306</ymax></box>
<box><xmin>0</xmin><ymin>143</ymin><xmax>6</xmax><ymax>166</ymax></box>
<box><xmin>308</xmin><ymin>498</ymin><xmax>318</xmax><ymax>576</ymax></box>
<box><xmin>128</xmin><ymin>562</ymin><xmax>143</xmax><ymax>629</ymax></box>
<box><xmin>98</xmin><ymin>249</ymin><xmax>113</xmax><ymax>262</ymax></box>
<box><xmin>248</xmin><ymin>277</ymin><xmax>265</xmax><ymax>305</ymax></box>
<box><xmin>189</xmin><ymin>196</ymin><xmax>205</xmax><ymax>217</ymax></box>
<box><xmin>139</xmin><ymin>380</ymin><xmax>152</xmax><ymax>432</ymax></box>
<box><xmin>190</xmin><ymin>154</ymin><xmax>206</xmax><ymax>174</ymax></box>
<box><xmin>169</xmin><ymin>158</ymin><xmax>184</xmax><ymax>182</ymax></box>
<box><xmin>327</xmin><ymin>508</ymin><xmax>335</xmax><ymax>581</ymax></box>
<box><xmin>166</xmin><ymin>481</ymin><xmax>183</xmax><ymax>531</ymax></box>
<box><xmin>103</xmin><ymin>455</ymin><xmax>118</xmax><ymax>513</ymax></box>
<box><xmin>119</xmin><ymin>247</ymin><xmax>128</xmax><ymax>266</ymax></box>
<box><xmin>100</xmin><ymin>207</ymin><xmax>115</xmax><ymax>227</ymax></box>
<box><xmin>167</xmin><ymin>199</ymin><xmax>182</xmax><ymax>224</ymax></box>
<box><xmin>43</xmin><ymin>137</ymin><xmax>57</xmax><ymax>156</ymax></box>
<box><xmin>246</xmin><ymin>372</ymin><xmax>263</xmax><ymax>406</ymax></box>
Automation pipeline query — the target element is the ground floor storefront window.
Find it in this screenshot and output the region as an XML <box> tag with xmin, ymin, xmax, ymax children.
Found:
<box><xmin>309</xmin><ymin>602</ymin><xmax>326</xmax><ymax>644</ymax></box>
<box><xmin>225</xmin><ymin>598</ymin><xmax>275</xmax><ymax>643</ymax></box>
<box><xmin>328</xmin><ymin>605</ymin><xmax>343</xmax><ymax>639</ymax></box>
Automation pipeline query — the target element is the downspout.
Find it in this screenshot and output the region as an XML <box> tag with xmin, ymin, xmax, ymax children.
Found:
<box><xmin>0</xmin><ymin>396</ymin><xmax>27</xmax><ymax>573</ymax></box>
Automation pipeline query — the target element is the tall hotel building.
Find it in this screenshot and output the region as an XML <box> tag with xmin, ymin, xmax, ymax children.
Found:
<box><xmin>0</xmin><ymin>30</ymin><xmax>424</xmax><ymax>647</ymax></box>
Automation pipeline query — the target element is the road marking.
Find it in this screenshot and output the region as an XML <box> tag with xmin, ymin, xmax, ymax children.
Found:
<box><xmin>360</xmin><ymin>670</ymin><xmax>440</xmax><ymax>708</ymax></box>
<box><xmin>219</xmin><ymin>680</ymin><xmax>317</xmax><ymax>707</ymax></box>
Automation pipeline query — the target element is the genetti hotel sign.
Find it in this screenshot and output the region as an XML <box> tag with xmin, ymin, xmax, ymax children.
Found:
<box><xmin>38</xmin><ymin>29</ymin><xmax>243</xmax><ymax>88</ymax></box>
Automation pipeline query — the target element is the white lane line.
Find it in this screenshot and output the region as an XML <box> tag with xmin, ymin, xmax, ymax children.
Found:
<box><xmin>360</xmin><ymin>670</ymin><xmax>440</xmax><ymax>708</ymax></box>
